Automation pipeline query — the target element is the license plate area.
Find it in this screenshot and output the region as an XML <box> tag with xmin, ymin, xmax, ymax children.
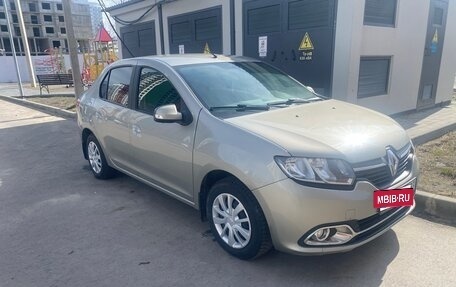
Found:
<box><xmin>374</xmin><ymin>178</ymin><xmax>416</xmax><ymax>210</ymax></box>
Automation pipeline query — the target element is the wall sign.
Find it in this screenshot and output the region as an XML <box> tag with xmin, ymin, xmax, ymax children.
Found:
<box><xmin>299</xmin><ymin>32</ymin><xmax>314</xmax><ymax>61</ymax></box>
<box><xmin>431</xmin><ymin>29</ymin><xmax>438</xmax><ymax>54</ymax></box>
<box><xmin>258</xmin><ymin>36</ymin><xmax>267</xmax><ymax>57</ymax></box>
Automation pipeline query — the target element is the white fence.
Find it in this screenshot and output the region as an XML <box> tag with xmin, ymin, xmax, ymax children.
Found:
<box><xmin>0</xmin><ymin>55</ymin><xmax>83</xmax><ymax>83</ymax></box>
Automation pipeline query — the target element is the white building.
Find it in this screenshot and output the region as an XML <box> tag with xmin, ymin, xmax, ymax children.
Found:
<box><xmin>0</xmin><ymin>0</ymin><xmax>94</xmax><ymax>54</ymax></box>
<box><xmin>107</xmin><ymin>0</ymin><xmax>456</xmax><ymax>114</ymax></box>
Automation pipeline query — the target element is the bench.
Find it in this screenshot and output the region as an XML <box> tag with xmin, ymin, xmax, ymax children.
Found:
<box><xmin>36</xmin><ymin>74</ymin><xmax>74</xmax><ymax>96</ymax></box>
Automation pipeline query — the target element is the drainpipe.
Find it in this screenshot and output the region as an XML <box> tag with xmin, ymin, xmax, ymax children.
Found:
<box><xmin>230</xmin><ymin>0</ymin><xmax>235</xmax><ymax>55</ymax></box>
<box><xmin>158</xmin><ymin>2</ymin><xmax>165</xmax><ymax>55</ymax></box>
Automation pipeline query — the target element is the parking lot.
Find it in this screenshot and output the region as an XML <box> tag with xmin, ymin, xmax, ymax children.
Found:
<box><xmin>1</xmin><ymin>99</ymin><xmax>456</xmax><ymax>287</ymax></box>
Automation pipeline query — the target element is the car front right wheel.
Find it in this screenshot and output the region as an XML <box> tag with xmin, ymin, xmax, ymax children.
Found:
<box><xmin>207</xmin><ymin>177</ymin><xmax>272</xmax><ymax>260</ymax></box>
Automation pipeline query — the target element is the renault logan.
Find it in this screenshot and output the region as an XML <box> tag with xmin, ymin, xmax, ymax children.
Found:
<box><xmin>77</xmin><ymin>55</ymin><xmax>419</xmax><ymax>260</ymax></box>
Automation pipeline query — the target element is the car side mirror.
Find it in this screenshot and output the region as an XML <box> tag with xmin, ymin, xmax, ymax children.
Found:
<box><xmin>154</xmin><ymin>104</ymin><xmax>183</xmax><ymax>123</ymax></box>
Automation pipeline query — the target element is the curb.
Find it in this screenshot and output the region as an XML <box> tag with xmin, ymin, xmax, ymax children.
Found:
<box><xmin>411</xmin><ymin>123</ymin><xmax>456</xmax><ymax>146</ymax></box>
<box><xmin>414</xmin><ymin>190</ymin><xmax>456</xmax><ymax>224</ymax></box>
<box><xmin>0</xmin><ymin>95</ymin><xmax>76</xmax><ymax>119</ymax></box>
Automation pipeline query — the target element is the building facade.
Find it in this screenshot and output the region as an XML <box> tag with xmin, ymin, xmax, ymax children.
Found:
<box><xmin>107</xmin><ymin>0</ymin><xmax>456</xmax><ymax>115</ymax></box>
<box><xmin>89</xmin><ymin>1</ymin><xmax>102</xmax><ymax>37</ymax></box>
<box><xmin>0</xmin><ymin>0</ymin><xmax>94</xmax><ymax>55</ymax></box>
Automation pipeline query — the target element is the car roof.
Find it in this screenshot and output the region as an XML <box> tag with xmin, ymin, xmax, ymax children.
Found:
<box><xmin>129</xmin><ymin>54</ymin><xmax>256</xmax><ymax>67</ymax></box>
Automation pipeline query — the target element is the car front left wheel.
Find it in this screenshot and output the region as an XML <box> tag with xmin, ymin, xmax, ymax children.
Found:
<box><xmin>207</xmin><ymin>177</ymin><xmax>272</xmax><ymax>260</ymax></box>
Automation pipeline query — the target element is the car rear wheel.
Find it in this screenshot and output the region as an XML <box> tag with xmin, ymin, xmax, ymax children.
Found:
<box><xmin>86</xmin><ymin>134</ymin><xmax>115</xmax><ymax>179</ymax></box>
<box><xmin>207</xmin><ymin>177</ymin><xmax>272</xmax><ymax>260</ymax></box>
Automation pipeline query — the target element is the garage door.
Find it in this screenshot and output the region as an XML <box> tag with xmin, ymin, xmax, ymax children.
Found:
<box><xmin>168</xmin><ymin>7</ymin><xmax>222</xmax><ymax>54</ymax></box>
<box><xmin>243</xmin><ymin>0</ymin><xmax>337</xmax><ymax>96</ymax></box>
<box><xmin>120</xmin><ymin>21</ymin><xmax>157</xmax><ymax>58</ymax></box>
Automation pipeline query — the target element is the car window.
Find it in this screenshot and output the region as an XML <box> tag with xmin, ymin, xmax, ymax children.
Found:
<box><xmin>101</xmin><ymin>66</ymin><xmax>132</xmax><ymax>107</ymax></box>
<box><xmin>137</xmin><ymin>67</ymin><xmax>182</xmax><ymax>114</ymax></box>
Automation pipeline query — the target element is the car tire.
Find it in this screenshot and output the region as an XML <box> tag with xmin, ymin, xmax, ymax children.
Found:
<box><xmin>207</xmin><ymin>177</ymin><xmax>273</xmax><ymax>260</ymax></box>
<box><xmin>86</xmin><ymin>134</ymin><xmax>115</xmax><ymax>179</ymax></box>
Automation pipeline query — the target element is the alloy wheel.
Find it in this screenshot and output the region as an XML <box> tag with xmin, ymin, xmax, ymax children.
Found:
<box><xmin>212</xmin><ymin>193</ymin><xmax>251</xmax><ymax>248</ymax></box>
<box><xmin>88</xmin><ymin>141</ymin><xmax>102</xmax><ymax>174</ymax></box>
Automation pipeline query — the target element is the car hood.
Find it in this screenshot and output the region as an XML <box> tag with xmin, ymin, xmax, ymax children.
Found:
<box><xmin>226</xmin><ymin>100</ymin><xmax>410</xmax><ymax>163</ymax></box>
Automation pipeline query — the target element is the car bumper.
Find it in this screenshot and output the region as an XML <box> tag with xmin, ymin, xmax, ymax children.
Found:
<box><xmin>252</xmin><ymin>155</ymin><xmax>419</xmax><ymax>255</ymax></box>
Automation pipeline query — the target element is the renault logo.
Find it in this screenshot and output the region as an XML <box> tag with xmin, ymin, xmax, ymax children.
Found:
<box><xmin>386</xmin><ymin>148</ymin><xmax>399</xmax><ymax>177</ymax></box>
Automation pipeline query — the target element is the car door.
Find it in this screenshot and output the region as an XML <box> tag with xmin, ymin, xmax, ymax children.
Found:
<box><xmin>94</xmin><ymin>65</ymin><xmax>136</xmax><ymax>172</ymax></box>
<box><xmin>129</xmin><ymin>65</ymin><xmax>197</xmax><ymax>201</ymax></box>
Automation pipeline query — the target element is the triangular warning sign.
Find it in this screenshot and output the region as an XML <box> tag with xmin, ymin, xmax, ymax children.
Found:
<box><xmin>432</xmin><ymin>29</ymin><xmax>438</xmax><ymax>44</ymax></box>
<box><xmin>299</xmin><ymin>32</ymin><xmax>314</xmax><ymax>51</ymax></box>
<box><xmin>204</xmin><ymin>42</ymin><xmax>211</xmax><ymax>54</ymax></box>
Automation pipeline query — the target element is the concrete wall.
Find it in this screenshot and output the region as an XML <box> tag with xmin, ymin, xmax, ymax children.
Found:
<box><xmin>333</xmin><ymin>0</ymin><xmax>436</xmax><ymax>115</ymax></box>
<box><xmin>0</xmin><ymin>54</ymin><xmax>83</xmax><ymax>83</ymax></box>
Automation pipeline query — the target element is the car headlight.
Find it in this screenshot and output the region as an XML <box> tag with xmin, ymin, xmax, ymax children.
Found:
<box><xmin>274</xmin><ymin>156</ymin><xmax>355</xmax><ymax>186</ymax></box>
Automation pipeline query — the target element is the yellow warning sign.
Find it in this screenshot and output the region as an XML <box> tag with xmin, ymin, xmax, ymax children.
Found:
<box><xmin>204</xmin><ymin>42</ymin><xmax>211</xmax><ymax>54</ymax></box>
<box><xmin>432</xmin><ymin>29</ymin><xmax>438</xmax><ymax>44</ymax></box>
<box><xmin>299</xmin><ymin>32</ymin><xmax>314</xmax><ymax>51</ymax></box>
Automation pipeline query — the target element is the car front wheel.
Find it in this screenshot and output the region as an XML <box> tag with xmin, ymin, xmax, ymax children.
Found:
<box><xmin>86</xmin><ymin>134</ymin><xmax>115</xmax><ymax>179</ymax></box>
<box><xmin>207</xmin><ymin>177</ymin><xmax>272</xmax><ymax>260</ymax></box>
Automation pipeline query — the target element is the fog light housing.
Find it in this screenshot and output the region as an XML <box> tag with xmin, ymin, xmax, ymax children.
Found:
<box><xmin>304</xmin><ymin>225</ymin><xmax>355</xmax><ymax>246</ymax></box>
<box><xmin>313</xmin><ymin>228</ymin><xmax>331</xmax><ymax>241</ymax></box>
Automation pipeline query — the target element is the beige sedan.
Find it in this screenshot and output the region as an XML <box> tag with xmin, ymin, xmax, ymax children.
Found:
<box><xmin>77</xmin><ymin>55</ymin><xmax>419</xmax><ymax>259</ymax></box>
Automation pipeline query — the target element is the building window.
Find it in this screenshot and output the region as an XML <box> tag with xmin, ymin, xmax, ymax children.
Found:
<box><xmin>364</xmin><ymin>0</ymin><xmax>397</xmax><ymax>27</ymax></box>
<box><xmin>358</xmin><ymin>57</ymin><xmax>391</xmax><ymax>98</ymax></box>
<box><xmin>1</xmin><ymin>25</ymin><xmax>7</xmax><ymax>32</ymax></box>
<box><xmin>0</xmin><ymin>0</ymin><xmax>3</xmax><ymax>7</ymax></box>
<box><xmin>44</xmin><ymin>15</ymin><xmax>52</xmax><ymax>22</ymax></box>
<box><xmin>60</xmin><ymin>27</ymin><xmax>66</xmax><ymax>34</ymax></box>
<box><xmin>58</xmin><ymin>16</ymin><xmax>64</xmax><ymax>22</ymax></box>
<box><xmin>433</xmin><ymin>7</ymin><xmax>444</xmax><ymax>26</ymax></box>
<box><xmin>56</xmin><ymin>3</ymin><xmax>63</xmax><ymax>11</ymax></box>
<box><xmin>33</xmin><ymin>27</ymin><xmax>40</xmax><ymax>37</ymax></box>
<box><xmin>29</xmin><ymin>3</ymin><xmax>36</xmax><ymax>12</ymax></box>
<box><xmin>31</xmin><ymin>15</ymin><xmax>38</xmax><ymax>24</ymax></box>
<box><xmin>0</xmin><ymin>12</ymin><xmax>5</xmax><ymax>19</ymax></box>
<box><xmin>14</xmin><ymin>26</ymin><xmax>20</xmax><ymax>36</ymax></box>
<box><xmin>41</xmin><ymin>2</ymin><xmax>51</xmax><ymax>10</ymax></box>
<box><xmin>12</xmin><ymin>14</ymin><xmax>18</xmax><ymax>23</ymax></box>
<box><xmin>45</xmin><ymin>27</ymin><xmax>54</xmax><ymax>34</ymax></box>
<box><xmin>9</xmin><ymin>1</ymin><xmax>15</xmax><ymax>10</ymax></box>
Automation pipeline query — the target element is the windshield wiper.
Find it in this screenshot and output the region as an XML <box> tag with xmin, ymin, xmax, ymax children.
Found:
<box><xmin>267</xmin><ymin>97</ymin><xmax>325</xmax><ymax>107</ymax></box>
<box><xmin>267</xmin><ymin>98</ymin><xmax>310</xmax><ymax>106</ymax></box>
<box><xmin>209</xmin><ymin>104</ymin><xmax>270</xmax><ymax>112</ymax></box>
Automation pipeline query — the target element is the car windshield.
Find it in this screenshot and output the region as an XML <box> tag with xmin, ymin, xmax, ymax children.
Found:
<box><xmin>175</xmin><ymin>62</ymin><xmax>322</xmax><ymax>113</ymax></box>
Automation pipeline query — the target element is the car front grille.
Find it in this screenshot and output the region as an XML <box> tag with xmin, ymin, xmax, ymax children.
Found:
<box><xmin>353</xmin><ymin>143</ymin><xmax>413</xmax><ymax>189</ymax></box>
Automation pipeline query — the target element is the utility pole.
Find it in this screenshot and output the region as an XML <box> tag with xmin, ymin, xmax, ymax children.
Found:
<box><xmin>62</xmin><ymin>0</ymin><xmax>84</xmax><ymax>99</ymax></box>
<box><xmin>14</xmin><ymin>0</ymin><xmax>36</xmax><ymax>87</ymax></box>
<box><xmin>4</xmin><ymin>0</ymin><xmax>24</xmax><ymax>98</ymax></box>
